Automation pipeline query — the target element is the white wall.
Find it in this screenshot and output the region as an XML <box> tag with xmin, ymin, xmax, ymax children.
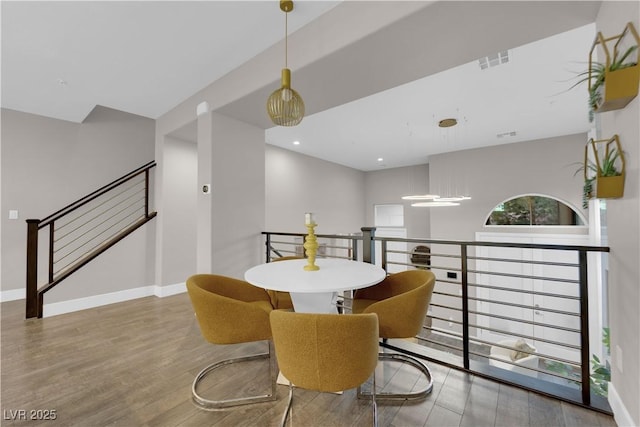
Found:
<box><xmin>0</xmin><ymin>107</ymin><xmax>156</xmax><ymax>302</ymax></box>
<box><xmin>595</xmin><ymin>3</ymin><xmax>640</xmax><ymax>426</ymax></box>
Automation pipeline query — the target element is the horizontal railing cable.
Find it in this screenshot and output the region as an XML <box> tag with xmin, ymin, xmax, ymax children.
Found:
<box><xmin>469</xmin><ymin>255</ymin><xmax>580</xmax><ymax>268</ymax></box>
<box><xmin>469</xmin><ymin>310</ymin><xmax>581</xmax><ymax>334</ymax></box>
<box><xmin>469</xmin><ymin>268</ymin><xmax>580</xmax><ymax>284</ymax></box>
<box><xmin>53</xmin><ymin>198</ymin><xmax>144</xmax><ymax>259</ymax></box>
<box><xmin>468</xmin><ymin>282</ymin><xmax>580</xmax><ymax>300</ymax></box>
<box><xmin>53</xmin><ymin>204</ymin><xmax>145</xmax><ymax>272</ymax></box>
<box><xmin>54</xmin><ymin>179</ymin><xmax>144</xmax><ymax>238</ymax></box>
<box><xmin>37</xmin><ymin>161</ymin><xmax>155</xmax><ymax>229</ymax></box>
<box><xmin>54</xmin><ymin>212</ymin><xmax>145</xmax><ymax>277</ymax></box>
<box><xmin>469</xmin><ymin>295</ymin><xmax>579</xmax><ymax>317</ymax></box>
<box><xmin>26</xmin><ymin>161</ymin><xmax>156</xmax><ymax>319</ymax></box>
<box><xmin>54</xmin><ymin>187</ymin><xmax>145</xmax><ymax>249</ymax></box>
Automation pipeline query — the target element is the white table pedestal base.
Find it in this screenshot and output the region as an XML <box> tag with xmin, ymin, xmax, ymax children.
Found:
<box><xmin>290</xmin><ymin>291</ymin><xmax>339</xmax><ymax>313</ymax></box>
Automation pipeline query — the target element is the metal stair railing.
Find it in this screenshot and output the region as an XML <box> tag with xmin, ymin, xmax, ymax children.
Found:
<box><xmin>25</xmin><ymin>161</ymin><xmax>157</xmax><ymax>319</ymax></box>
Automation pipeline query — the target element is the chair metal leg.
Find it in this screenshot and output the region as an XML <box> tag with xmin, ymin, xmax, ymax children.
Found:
<box><xmin>192</xmin><ymin>340</ymin><xmax>278</xmax><ymax>410</ymax></box>
<box><xmin>281</xmin><ymin>377</ymin><xmax>374</xmax><ymax>427</ymax></box>
<box><xmin>280</xmin><ymin>380</ymin><xmax>294</xmax><ymax>427</ymax></box>
<box><xmin>372</xmin><ymin>370</ymin><xmax>378</xmax><ymax>427</ymax></box>
<box><xmin>357</xmin><ymin>352</ymin><xmax>433</xmax><ymax>401</ymax></box>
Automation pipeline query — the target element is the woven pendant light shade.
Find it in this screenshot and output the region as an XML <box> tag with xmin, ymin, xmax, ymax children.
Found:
<box><xmin>267</xmin><ymin>68</ymin><xmax>305</xmax><ymax>126</ymax></box>
<box><xmin>266</xmin><ymin>0</ymin><xmax>304</xmax><ymax>127</ymax></box>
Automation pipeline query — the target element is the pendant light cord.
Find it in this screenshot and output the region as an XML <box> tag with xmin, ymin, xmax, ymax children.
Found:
<box><xmin>284</xmin><ymin>10</ymin><xmax>288</xmax><ymax>68</ymax></box>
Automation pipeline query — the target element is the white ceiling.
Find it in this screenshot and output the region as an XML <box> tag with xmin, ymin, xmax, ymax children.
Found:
<box><xmin>0</xmin><ymin>1</ymin><xmax>340</xmax><ymax>122</ymax></box>
<box><xmin>2</xmin><ymin>1</ymin><xmax>598</xmax><ymax>172</ymax></box>
<box><xmin>266</xmin><ymin>23</ymin><xmax>596</xmax><ymax>171</ymax></box>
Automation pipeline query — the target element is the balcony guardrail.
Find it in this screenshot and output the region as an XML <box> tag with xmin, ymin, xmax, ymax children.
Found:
<box><xmin>262</xmin><ymin>227</ymin><xmax>611</xmax><ymax>414</ymax></box>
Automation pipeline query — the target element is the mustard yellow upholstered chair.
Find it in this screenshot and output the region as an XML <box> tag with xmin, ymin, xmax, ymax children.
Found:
<box><xmin>186</xmin><ymin>274</ymin><xmax>277</xmax><ymax>410</ymax></box>
<box><xmin>270</xmin><ymin>310</ymin><xmax>380</xmax><ymax>427</ymax></box>
<box><xmin>352</xmin><ymin>269</ymin><xmax>436</xmax><ymax>401</ymax></box>
<box><xmin>267</xmin><ymin>256</ymin><xmax>303</xmax><ymax>310</ymax></box>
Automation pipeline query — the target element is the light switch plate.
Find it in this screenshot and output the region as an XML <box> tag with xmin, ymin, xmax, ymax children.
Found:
<box><xmin>9</xmin><ymin>210</ymin><xmax>18</xmax><ymax>220</ymax></box>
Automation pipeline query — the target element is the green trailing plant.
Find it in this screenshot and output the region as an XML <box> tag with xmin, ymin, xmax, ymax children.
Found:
<box><xmin>570</xmin><ymin>45</ymin><xmax>638</xmax><ymax>122</ymax></box>
<box><xmin>590</xmin><ymin>327</ymin><xmax>611</xmax><ymax>398</ymax></box>
<box><xmin>598</xmin><ymin>147</ymin><xmax>622</xmax><ymax>177</ymax></box>
<box><xmin>544</xmin><ymin>360</ymin><xmax>580</xmax><ymax>386</ymax></box>
<box><xmin>543</xmin><ymin>327</ymin><xmax>611</xmax><ymax>398</ymax></box>
<box><xmin>582</xmin><ymin>178</ymin><xmax>594</xmax><ymax>209</ymax></box>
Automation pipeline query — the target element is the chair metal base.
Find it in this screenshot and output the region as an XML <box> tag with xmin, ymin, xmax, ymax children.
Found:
<box><xmin>192</xmin><ymin>340</ymin><xmax>278</xmax><ymax>410</ymax></box>
<box><xmin>357</xmin><ymin>352</ymin><xmax>433</xmax><ymax>401</ymax></box>
<box><xmin>281</xmin><ymin>374</ymin><xmax>378</xmax><ymax>427</ymax></box>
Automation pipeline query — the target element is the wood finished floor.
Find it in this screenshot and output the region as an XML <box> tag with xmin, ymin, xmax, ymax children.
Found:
<box><xmin>1</xmin><ymin>294</ymin><xmax>617</xmax><ymax>427</ymax></box>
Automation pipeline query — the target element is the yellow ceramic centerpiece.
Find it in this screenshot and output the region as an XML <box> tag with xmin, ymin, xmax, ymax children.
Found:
<box><xmin>303</xmin><ymin>213</ymin><xmax>319</xmax><ymax>271</ymax></box>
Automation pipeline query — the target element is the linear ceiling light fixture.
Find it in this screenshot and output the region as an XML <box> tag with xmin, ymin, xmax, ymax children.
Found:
<box><xmin>401</xmin><ymin>194</ymin><xmax>439</xmax><ymax>200</ymax></box>
<box><xmin>411</xmin><ymin>201</ymin><xmax>461</xmax><ymax>207</ymax></box>
<box><xmin>267</xmin><ymin>0</ymin><xmax>305</xmax><ymax>127</ymax></box>
<box><xmin>435</xmin><ymin>196</ymin><xmax>472</xmax><ymax>202</ymax></box>
<box><xmin>404</xmin><ymin>116</ymin><xmax>473</xmax><ymax>207</ymax></box>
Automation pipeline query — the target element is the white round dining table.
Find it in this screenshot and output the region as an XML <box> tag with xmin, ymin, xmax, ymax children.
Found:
<box><xmin>244</xmin><ymin>258</ymin><xmax>386</xmax><ymax>313</ymax></box>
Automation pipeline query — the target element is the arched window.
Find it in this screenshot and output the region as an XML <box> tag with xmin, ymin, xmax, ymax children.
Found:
<box><xmin>485</xmin><ymin>195</ymin><xmax>585</xmax><ymax>226</ymax></box>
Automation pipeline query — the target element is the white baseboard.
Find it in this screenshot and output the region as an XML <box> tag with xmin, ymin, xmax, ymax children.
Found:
<box><xmin>0</xmin><ymin>288</ymin><xmax>25</xmax><ymax>302</ymax></box>
<box><xmin>608</xmin><ymin>382</ymin><xmax>637</xmax><ymax>427</ymax></box>
<box><xmin>35</xmin><ymin>283</ymin><xmax>187</xmax><ymax>318</ymax></box>
<box><xmin>154</xmin><ymin>282</ymin><xmax>186</xmax><ymax>297</ymax></box>
<box><xmin>43</xmin><ymin>286</ymin><xmax>155</xmax><ymax>317</ymax></box>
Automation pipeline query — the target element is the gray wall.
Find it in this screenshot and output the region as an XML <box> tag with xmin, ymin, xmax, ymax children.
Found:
<box><xmin>154</xmin><ymin>111</ymin><xmax>268</xmax><ymax>286</ymax></box>
<box><xmin>429</xmin><ymin>133</ymin><xmax>587</xmax><ymax>241</ymax></box>
<box><xmin>364</xmin><ymin>164</ymin><xmax>430</xmax><ymax>238</ymax></box>
<box><xmin>596</xmin><ymin>3</ymin><xmax>640</xmax><ymax>425</ymax></box>
<box><xmin>265</xmin><ymin>145</ymin><xmax>365</xmax><ymax>235</ymax></box>
<box><xmin>209</xmin><ymin>113</ymin><xmax>265</xmax><ymax>278</ymax></box>
<box><xmin>426</xmin><ymin>133</ymin><xmax>588</xmax><ymax>337</ymax></box>
<box><xmin>1</xmin><ymin>107</ymin><xmax>155</xmax><ymax>300</ymax></box>
<box><xmin>160</xmin><ymin>136</ymin><xmax>197</xmax><ymax>285</ymax></box>
<box><xmin>265</xmin><ymin>147</ymin><xmax>431</xmax><ymax>239</ymax></box>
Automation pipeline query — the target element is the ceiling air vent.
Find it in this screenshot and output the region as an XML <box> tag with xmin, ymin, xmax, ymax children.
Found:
<box><xmin>478</xmin><ymin>51</ymin><xmax>509</xmax><ymax>70</ymax></box>
<box><xmin>496</xmin><ymin>131</ymin><xmax>517</xmax><ymax>138</ymax></box>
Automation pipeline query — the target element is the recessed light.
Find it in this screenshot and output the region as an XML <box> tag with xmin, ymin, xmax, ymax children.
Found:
<box><xmin>438</xmin><ymin>118</ymin><xmax>457</xmax><ymax>128</ymax></box>
<box><xmin>377</xmin><ymin>157</ymin><xmax>384</xmax><ymax>162</ymax></box>
<box><xmin>57</xmin><ymin>78</ymin><xmax>68</xmax><ymax>87</ymax></box>
<box><xmin>293</xmin><ymin>140</ymin><xmax>300</xmax><ymax>145</ymax></box>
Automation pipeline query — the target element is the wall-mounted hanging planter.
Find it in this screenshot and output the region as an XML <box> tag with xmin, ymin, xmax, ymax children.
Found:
<box><xmin>588</xmin><ymin>22</ymin><xmax>639</xmax><ymax>114</ymax></box>
<box><xmin>583</xmin><ymin>135</ymin><xmax>625</xmax><ymax>201</ymax></box>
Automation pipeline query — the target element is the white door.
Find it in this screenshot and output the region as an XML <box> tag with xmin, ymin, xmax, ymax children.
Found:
<box><xmin>475</xmin><ymin>243</ymin><xmax>534</xmax><ymax>342</ymax></box>
<box><xmin>374</xmin><ymin>204</ymin><xmax>407</xmax><ymax>273</ymax></box>
<box><xmin>530</xmin><ymin>236</ymin><xmax>584</xmax><ymax>363</ymax></box>
<box><xmin>375</xmin><ymin>227</ymin><xmax>407</xmax><ymax>273</ymax></box>
<box><xmin>476</xmin><ymin>232</ymin><xmax>589</xmax><ymax>363</ymax></box>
